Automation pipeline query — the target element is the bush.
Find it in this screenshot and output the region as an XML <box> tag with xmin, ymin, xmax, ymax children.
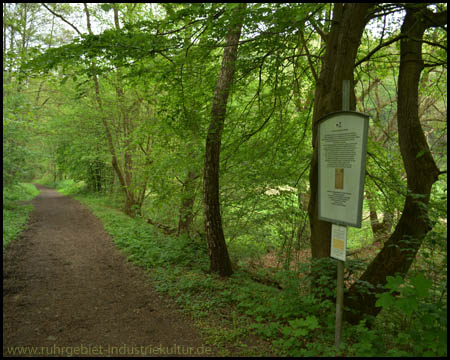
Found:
<box><xmin>375</xmin><ymin>273</ymin><xmax>447</xmax><ymax>356</ymax></box>
<box><xmin>3</xmin><ymin>183</ymin><xmax>39</xmax><ymax>249</ymax></box>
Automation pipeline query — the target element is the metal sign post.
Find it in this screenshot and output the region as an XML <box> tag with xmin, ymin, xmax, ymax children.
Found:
<box><xmin>317</xmin><ymin>80</ymin><xmax>369</xmax><ymax>349</ymax></box>
<box><xmin>333</xmin><ymin>225</ymin><xmax>347</xmax><ymax>348</ymax></box>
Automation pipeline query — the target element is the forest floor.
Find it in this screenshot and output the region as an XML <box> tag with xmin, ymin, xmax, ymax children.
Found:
<box><xmin>3</xmin><ymin>185</ymin><xmax>215</xmax><ymax>357</ymax></box>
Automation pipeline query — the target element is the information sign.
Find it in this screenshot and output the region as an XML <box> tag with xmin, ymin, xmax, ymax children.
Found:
<box><xmin>330</xmin><ymin>224</ymin><xmax>347</xmax><ymax>261</ymax></box>
<box><xmin>318</xmin><ymin>111</ymin><xmax>369</xmax><ymax>228</ymax></box>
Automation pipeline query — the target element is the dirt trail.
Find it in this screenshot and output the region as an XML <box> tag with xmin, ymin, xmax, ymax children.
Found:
<box><xmin>3</xmin><ymin>185</ymin><xmax>213</xmax><ymax>357</ymax></box>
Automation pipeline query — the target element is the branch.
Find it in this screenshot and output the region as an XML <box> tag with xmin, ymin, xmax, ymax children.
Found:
<box><xmin>83</xmin><ymin>3</ymin><xmax>93</xmax><ymax>35</ymax></box>
<box><xmin>175</xmin><ymin>176</ymin><xmax>184</xmax><ymax>185</ymax></box>
<box><xmin>421</xmin><ymin>38</ymin><xmax>447</xmax><ymax>51</ymax></box>
<box><xmin>366</xmin><ymin>154</ymin><xmax>406</xmax><ymax>198</ymax></box>
<box><xmin>423</xmin><ymin>61</ymin><xmax>447</xmax><ymax>68</ymax></box>
<box><xmin>366</xmin><ymin>4</ymin><xmax>404</xmax><ymax>21</ymax></box>
<box><xmin>41</xmin><ymin>3</ymin><xmax>82</xmax><ymax>36</ymax></box>
<box><xmin>422</xmin><ymin>8</ymin><xmax>448</xmax><ymax>29</ymax></box>
<box><xmin>365</xmin><ymin>170</ymin><xmax>389</xmax><ymax>200</ymax></box>
<box><xmin>355</xmin><ymin>34</ymin><xmax>405</xmax><ymax>67</ymax></box>
<box><xmin>146</xmin><ymin>218</ymin><xmax>177</xmax><ymax>235</ymax></box>
<box><xmin>39</xmin><ymin>97</ymin><xmax>50</xmax><ymax>109</ymax></box>
<box><xmin>357</xmin><ymin>77</ymin><xmax>380</xmax><ymax>104</ymax></box>
<box><xmin>152</xmin><ymin>8</ymin><xmax>223</xmax><ymax>37</ymax></box>
<box><xmin>308</xmin><ymin>17</ymin><xmax>328</xmax><ymax>42</ymax></box>
<box><xmin>299</xmin><ymin>30</ymin><xmax>318</xmax><ymax>83</ymax></box>
<box><xmin>242</xmin><ymin>96</ymin><xmax>277</xmax><ymax>141</ymax></box>
<box><xmin>294</xmin><ymin>159</ymin><xmax>312</xmax><ymax>188</ymax></box>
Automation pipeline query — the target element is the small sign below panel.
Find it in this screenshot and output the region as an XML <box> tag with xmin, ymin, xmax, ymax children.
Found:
<box><xmin>331</xmin><ymin>224</ymin><xmax>347</xmax><ymax>261</ymax></box>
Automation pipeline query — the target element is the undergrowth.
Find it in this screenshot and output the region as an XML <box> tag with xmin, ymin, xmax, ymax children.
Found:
<box><xmin>3</xmin><ymin>183</ymin><xmax>39</xmax><ymax>249</ymax></box>
<box><xmin>48</xmin><ymin>180</ymin><xmax>447</xmax><ymax>357</ymax></box>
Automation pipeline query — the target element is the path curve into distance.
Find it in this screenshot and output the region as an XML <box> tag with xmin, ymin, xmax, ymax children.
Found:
<box><xmin>3</xmin><ymin>185</ymin><xmax>212</xmax><ymax>357</ymax></box>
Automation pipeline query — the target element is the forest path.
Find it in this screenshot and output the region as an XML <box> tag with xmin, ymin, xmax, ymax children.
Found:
<box><xmin>3</xmin><ymin>185</ymin><xmax>212</xmax><ymax>357</ymax></box>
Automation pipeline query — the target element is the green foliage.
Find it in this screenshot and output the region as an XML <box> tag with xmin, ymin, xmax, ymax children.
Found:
<box><xmin>56</xmin><ymin>179</ymin><xmax>88</xmax><ymax>195</ymax></box>
<box><xmin>375</xmin><ymin>273</ymin><xmax>447</xmax><ymax>356</ymax></box>
<box><xmin>3</xmin><ymin>183</ymin><xmax>39</xmax><ymax>249</ymax></box>
<box><xmin>3</xmin><ymin>183</ymin><xmax>39</xmax><ymax>204</ymax></box>
<box><xmin>3</xmin><ymin>92</ymin><xmax>37</xmax><ymax>187</ymax></box>
<box><xmin>308</xmin><ymin>257</ymin><xmax>337</xmax><ymax>299</ymax></box>
<box><xmin>345</xmin><ymin>320</ymin><xmax>385</xmax><ymax>357</ymax></box>
<box><xmin>62</xmin><ymin>182</ymin><xmax>447</xmax><ymax>356</ymax></box>
<box><xmin>273</xmin><ymin>315</ymin><xmax>320</xmax><ymax>356</ymax></box>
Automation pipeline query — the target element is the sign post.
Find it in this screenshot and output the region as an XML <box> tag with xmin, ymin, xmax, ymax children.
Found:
<box><xmin>317</xmin><ymin>80</ymin><xmax>369</xmax><ymax>349</ymax></box>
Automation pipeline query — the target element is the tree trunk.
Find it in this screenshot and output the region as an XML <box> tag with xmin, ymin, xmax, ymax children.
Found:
<box><xmin>178</xmin><ymin>171</ymin><xmax>198</xmax><ymax>236</ymax></box>
<box><xmin>367</xmin><ymin>191</ymin><xmax>392</xmax><ymax>245</ymax></box>
<box><xmin>82</xmin><ymin>3</ymin><xmax>141</xmax><ymax>217</ymax></box>
<box><xmin>124</xmin><ymin>194</ymin><xmax>139</xmax><ymax>217</ymax></box>
<box><xmin>112</xmin><ymin>5</ymin><xmax>142</xmax><ymax>218</ymax></box>
<box><xmin>203</xmin><ymin>4</ymin><xmax>246</xmax><ymax>277</ymax></box>
<box><xmin>345</xmin><ymin>5</ymin><xmax>446</xmax><ymax>325</ymax></box>
<box><xmin>308</xmin><ymin>3</ymin><xmax>372</xmax><ymax>258</ymax></box>
<box><xmin>83</xmin><ymin>5</ymin><xmax>126</xmax><ymax>194</ymax></box>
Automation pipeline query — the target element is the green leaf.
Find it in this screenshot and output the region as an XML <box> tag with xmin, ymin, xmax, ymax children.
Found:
<box><xmin>416</xmin><ymin>149</ymin><xmax>426</xmax><ymax>158</ymax></box>
<box><xmin>375</xmin><ymin>292</ymin><xmax>395</xmax><ymax>308</ymax></box>
<box><xmin>385</xmin><ymin>275</ymin><xmax>403</xmax><ymax>292</ymax></box>
<box><xmin>293</xmin><ymin>328</ymin><xmax>308</xmax><ymax>337</ymax></box>
<box><xmin>396</xmin><ymin>297</ymin><xmax>418</xmax><ymax>316</ymax></box>
<box><xmin>281</xmin><ymin>326</ymin><xmax>292</xmax><ymax>336</ymax></box>
<box><xmin>410</xmin><ymin>273</ymin><xmax>432</xmax><ymax>298</ymax></box>
<box><xmin>100</xmin><ymin>4</ymin><xmax>113</xmax><ymax>12</ymax></box>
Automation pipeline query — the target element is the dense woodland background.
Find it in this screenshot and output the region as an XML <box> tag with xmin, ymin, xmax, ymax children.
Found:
<box><xmin>3</xmin><ymin>3</ymin><xmax>447</xmax><ymax>356</ymax></box>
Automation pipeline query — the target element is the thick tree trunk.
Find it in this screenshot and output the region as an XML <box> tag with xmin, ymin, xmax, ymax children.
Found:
<box><xmin>345</xmin><ymin>5</ymin><xmax>446</xmax><ymax>325</ymax></box>
<box><xmin>308</xmin><ymin>3</ymin><xmax>372</xmax><ymax>258</ymax></box>
<box><xmin>203</xmin><ymin>4</ymin><xmax>246</xmax><ymax>277</ymax></box>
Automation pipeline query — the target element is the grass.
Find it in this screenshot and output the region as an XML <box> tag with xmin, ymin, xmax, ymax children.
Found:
<box><xmin>3</xmin><ymin>183</ymin><xmax>40</xmax><ymax>250</ymax></box>
<box><xmin>45</xmin><ymin>179</ymin><xmax>447</xmax><ymax>357</ymax></box>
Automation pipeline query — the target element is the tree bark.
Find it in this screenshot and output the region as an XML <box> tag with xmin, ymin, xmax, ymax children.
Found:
<box><xmin>308</xmin><ymin>3</ymin><xmax>372</xmax><ymax>259</ymax></box>
<box><xmin>345</xmin><ymin>5</ymin><xmax>446</xmax><ymax>325</ymax></box>
<box><xmin>203</xmin><ymin>4</ymin><xmax>246</xmax><ymax>277</ymax></box>
<box><xmin>178</xmin><ymin>170</ymin><xmax>198</xmax><ymax>236</ymax></box>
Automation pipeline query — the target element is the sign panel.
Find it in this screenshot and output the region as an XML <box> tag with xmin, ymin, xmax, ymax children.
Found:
<box><xmin>330</xmin><ymin>224</ymin><xmax>347</xmax><ymax>261</ymax></box>
<box><xmin>318</xmin><ymin>111</ymin><xmax>369</xmax><ymax>228</ymax></box>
